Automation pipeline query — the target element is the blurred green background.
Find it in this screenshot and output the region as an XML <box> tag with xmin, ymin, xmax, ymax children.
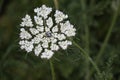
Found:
<box><xmin>0</xmin><ymin>0</ymin><xmax>120</xmax><ymax>80</ymax></box>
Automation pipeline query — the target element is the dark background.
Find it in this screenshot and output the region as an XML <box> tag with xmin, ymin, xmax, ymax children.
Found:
<box><xmin>0</xmin><ymin>0</ymin><xmax>120</xmax><ymax>80</ymax></box>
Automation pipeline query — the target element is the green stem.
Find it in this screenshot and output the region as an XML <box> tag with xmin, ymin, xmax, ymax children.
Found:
<box><xmin>72</xmin><ymin>40</ymin><xmax>101</xmax><ymax>77</ymax></box>
<box><xmin>96</xmin><ymin>2</ymin><xmax>120</xmax><ymax>63</ymax></box>
<box><xmin>87</xmin><ymin>0</ymin><xmax>110</xmax><ymax>13</ymax></box>
<box><xmin>88</xmin><ymin>2</ymin><xmax>120</xmax><ymax>77</ymax></box>
<box><xmin>80</xmin><ymin>0</ymin><xmax>90</xmax><ymax>79</ymax></box>
<box><xmin>49</xmin><ymin>59</ymin><xmax>56</xmax><ymax>80</ymax></box>
<box><xmin>80</xmin><ymin>0</ymin><xmax>89</xmax><ymax>54</ymax></box>
<box><xmin>53</xmin><ymin>0</ymin><xmax>59</xmax><ymax>9</ymax></box>
<box><xmin>73</xmin><ymin>41</ymin><xmax>102</xmax><ymax>77</ymax></box>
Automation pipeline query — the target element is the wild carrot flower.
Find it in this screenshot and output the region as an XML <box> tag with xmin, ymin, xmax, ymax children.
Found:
<box><xmin>19</xmin><ymin>5</ymin><xmax>76</xmax><ymax>59</ymax></box>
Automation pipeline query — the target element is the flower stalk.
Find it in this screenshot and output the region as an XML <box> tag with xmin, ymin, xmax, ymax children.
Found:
<box><xmin>96</xmin><ymin>1</ymin><xmax>120</xmax><ymax>63</ymax></box>
<box><xmin>50</xmin><ymin>59</ymin><xmax>56</xmax><ymax>80</ymax></box>
<box><xmin>72</xmin><ymin>39</ymin><xmax>101</xmax><ymax>77</ymax></box>
<box><xmin>80</xmin><ymin>0</ymin><xmax>90</xmax><ymax>79</ymax></box>
<box><xmin>53</xmin><ymin>0</ymin><xmax>59</xmax><ymax>9</ymax></box>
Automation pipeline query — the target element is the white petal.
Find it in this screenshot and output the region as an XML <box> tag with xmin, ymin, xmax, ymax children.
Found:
<box><xmin>42</xmin><ymin>42</ymin><xmax>49</xmax><ymax>48</ymax></box>
<box><xmin>29</xmin><ymin>28</ymin><xmax>39</xmax><ymax>35</ymax></box>
<box><xmin>34</xmin><ymin>5</ymin><xmax>52</xmax><ymax>19</ymax></box>
<box><xmin>34</xmin><ymin>16</ymin><xmax>43</xmax><ymax>25</ymax></box>
<box><xmin>20</xmin><ymin>14</ymin><xmax>33</xmax><ymax>27</ymax></box>
<box><xmin>52</xmin><ymin>25</ymin><xmax>58</xmax><ymax>33</ymax></box>
<box><xmin>46</xmin><ymin>17</ymin><xmax>53</xmax><ymax>28</ymax></box>
<box><xmin>41</xmin><ymin>49</ymin><xmax>54</xmax><ymax>59</ymax></box>
<box><xmin>34</xmin><ymin>44</ymin><xmax>42</xmax><ymax>56</ymax></box>
<box><xmin>45</xmin><ymin>27</ymin><xmax>50</xmax><ymax>32</ymax></box>
<box><xmin>57</xmin><ymin>34</ymin><xmax>66</xmax><ymax>40</ymax></box>
<box><xmin>50</xmin><ymin>38</ymin><xmax>57</xmax><ymax>43</ymax></box>
<box><xmin>60</xmin><ymin>21</ymin><xmax>76</xmax><ymax>36</ymax></box>
<box><xmin>58</xmin><ymin>40</ymin><xmax>72</xmax><ymax>50</ymax></box>
<box><xmin>54</xmin><ymin>10</ymin><xmax>68</xmax><ymax>23</ymax></box>
<box><xmin>19</xmin><ymin>40</ymin><xmax>33</xmax><ymax>52</ymax></box>
<box><xmin>31</xmin><ymin>33</ymin><xmax>43</xmax><ymax>44</ymax></box>
<box><xmin>20</xmin><ymin>28</ymin><xmax>32</xmax><ymax>39</ymax></box>
<box><xmin>50</xmin><ymin>43</ymin><xmax>59</xmax><ymax>51</ymax></box>
<box><xmin>36</xmin><ymin>26</ymin><xmax>44</xmax><ymax>32</ymax></box>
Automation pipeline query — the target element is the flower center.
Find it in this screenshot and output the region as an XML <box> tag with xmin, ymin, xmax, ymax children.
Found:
<box><xmin>45</xmin><ymin>31</ymin><xmax>52</xmax><ymax>37</ymax></box>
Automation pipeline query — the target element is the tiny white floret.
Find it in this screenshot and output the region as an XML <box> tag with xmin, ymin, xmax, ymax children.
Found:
<box><xmin>41</xmin><ymin>49</ymin><xmax>54</xmax><ymax>59</ymax></box>
<box><xmin>20</xmin><ymin>14</ymin><xmax>33</xmax><ymax>27</ymax></box>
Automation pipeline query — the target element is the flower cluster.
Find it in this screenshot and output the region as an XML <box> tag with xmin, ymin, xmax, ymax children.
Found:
<box><xmin>19</xmin><ymin>5</ymin><xmax>76</xmax><ymax>59</ymax></box>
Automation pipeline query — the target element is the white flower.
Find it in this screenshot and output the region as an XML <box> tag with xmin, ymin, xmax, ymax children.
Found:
<box><xmin>20</xmin><ymin>28</ymin><xmax>32</xmax><ymax>39</ymax></box>
<box><xmin>60</xmin><ymin>21</ymin><xmax>76</xmax><ymax>37</ymax></box>
<box><xmin>45</xmin><ymin>27</ymin><xmax>50</xmax><ymax>32</ymax></box>
<box><xmin>52</xmin><ymin>25</ymin><xmax>58</xmax><ymax>33</ymax></box>
<box><xmin>19</xmin><ymin>40</ymin><xmax>33</xmax><ymax>52</ymax></box>
<box><xmin>57</xmin><ymin>34</ymin><xmax>66</xmax><ymax>40</ymax></box>
<box><xmin>34</xmin><ymin>44</ymin><xmax>42</xmax><ymax>56</ymax></box>
<box><xmin>29</xmin><ymin>28</ymin><xmax>39</xmax><ymax>35</ymax></box>
<box><xmin>41</xmin><ymin>49</ymin><xmax>54</xmax><ymax>59</ymax></box>
<box><xmin>20</xmin><ymin>14</ymin><xmax>33</xmax><ymax>27</ymax></box>
<box><xmin>50</xmin><ymin>37</ymin><xmax>57</xmax><ymax>43</ymax></box>
<box><xmin>34</xmin><ymin>16</ymin><xmax>43</xmax><ymax>25</ymax></box>
<box><xmin>19</xmin><ymin>5</ymin><xmax>76</xmax><ymax>59</ymax></box>
<box><xmin>36</xmin><ymin>26</ymin><xmax>44</xmax><ymax>32</ymax></box>
<box><xmin>54</xmin><ymin>10</ymin><xmax>68</xmax><ymax>23</ymax></box>
<box><xmin>42</xmin><ymin>42</ymin><xmax>49</xmax><ymax>48</ymax></box>
<box><xmin>31</xmin><ymin>33</ymin><xmax>43</xmax><ymax>44</ymax></box>
<box><xmin>58</xmin><ymin>40</ymin><xmax>72</xmax><ymax>50</ymax></box>
<box><xmin>50</xmin><ymin>43</ymin><xmax>59</xmax><ymax>51</ymax></box>
<box><xmin>46</xmin><ymin>17</ymin><xmax>53</xmax><ymax>28</ymax></box>
<box><xmin>34</xmin><ymin>5</ymin><xmax>52</xmax><ymax>19</ymax></box>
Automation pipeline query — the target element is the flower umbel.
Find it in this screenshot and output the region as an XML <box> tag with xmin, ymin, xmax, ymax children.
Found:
<box><xmin>19</xmin><ymin>5</ymin><xmax>76</xmax><ymax>59</ymax></box>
